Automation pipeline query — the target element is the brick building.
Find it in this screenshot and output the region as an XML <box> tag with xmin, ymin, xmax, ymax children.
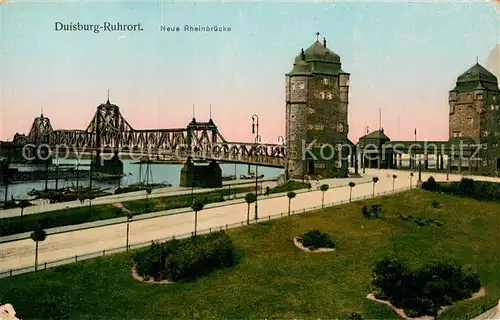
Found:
<box><xmin>285</xmin><ymin>35</ymin><xmax>354</xmax><ymax>179</ymax></box>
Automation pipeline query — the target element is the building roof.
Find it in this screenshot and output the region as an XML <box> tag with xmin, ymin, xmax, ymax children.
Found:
<box><xmin>287</xmin><ymin>38</ymin><xmax>347</xmax><ymax>76</ymax></box>
<box><xmin>454</xmin><ymin>63</ymin><xmax>499</xmax><ymax>91</ymax></box>
<box><xmin>359</xmin><ymin>130</ymin><xmax>390</xmax><ymax>141</ymax></box>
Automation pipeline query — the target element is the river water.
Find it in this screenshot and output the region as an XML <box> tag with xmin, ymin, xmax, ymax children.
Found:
<box><xmin>1</xmin><ymin>159</ymin><xmax>284</xmax><ymax>200</ymax></box>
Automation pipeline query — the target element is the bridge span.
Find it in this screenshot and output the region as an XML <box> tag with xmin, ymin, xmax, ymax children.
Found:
<box><xmin>8</xmin><ymin>100</ymin><xmax>286</xmax><ymax>169</ymax></box>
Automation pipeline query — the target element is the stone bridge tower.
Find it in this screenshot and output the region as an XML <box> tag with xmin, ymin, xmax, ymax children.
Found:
<box><xmin>285</xmin><ymin>34</ymin><xmax>351</xmax><ymax>179</ymax></box>
<box><xmin>449</xmin><ymin>62</ymin><xmax>500</xmax><ymax>172</ymax></box>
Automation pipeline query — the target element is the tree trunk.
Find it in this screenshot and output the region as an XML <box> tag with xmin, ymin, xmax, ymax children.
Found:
<box><xmin>392</xmin><ymin>180</ymin><xmax>395</xmax><ymax>191</ymax></box>
<box><xmin>372</xmin><ymin>184</ymin><xmax>375</xmax><ymax>197</ymax></box>
<box><xmin>20</xmin><ymin>208</ymin><xmax>24</xmax><ymax>232</ymax></box>
<box><xmin>349</xmin><ymin>189</ymin><xmax>352</xmax><ymax>202</ymax></box>
<box><xmin>247</xmin><ymin>204</ymin><xmax>250</xmax><ymax>225</ymax></box>
<box><xmin>322</xmin><ymin>193</ymin><xmax>325</xmax><ymax>208</ymax></box>
<box><xmin>288</xmin><ymin>199</ymin><xmax>291</xmax><ymax>216</ymax></box>
<box><xmin>34</xmin><ymin>241</ymin><xmax>39</xmax><ymax>271</ymax></box>
<box><xmin>194</xmin><ymin>210</ymin><xmax>198</xmax><ymax>236</ymax></box>
<box><xmin>126</xmin><ymin>220</ymin><xmax>130</xmax><ymax>251</ymax></box>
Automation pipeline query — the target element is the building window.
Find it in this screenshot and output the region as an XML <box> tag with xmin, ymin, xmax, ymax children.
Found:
<box><xmin>467</xmin><ymin>117</ymin><xmax>473</xmax><ymax>125</ymax></box>
<box><xmin>467</xmin><ymin>105</ymin><xmax>473</xmax><ymax>112</ymax></box>
<box><xmin>323</xmin><ymin>78</ymin><xmax>329</xmax><ymax>85</ymax></box>
<box><xmin>452</xmin><ymin>131</ymin><xmax>460</xmax><ymax>138</ymax></box>
<box><xmin>491</xmin><ymin>105</ymin><xmax>495</xmax><ymax>111</ymax></box>
<box><xmin>476</xmin><ymin>93</ymin><xmax>484</xmax><ymax>100</ymax></box>
<box><xmin>308</xmin><ymin>108</ymin><xmax>315</xmax><ymax>114</ymax></box>
<box><xmin>326</xmin><ymin>92</ymin><xmax>332</xmax><ymax>100</ymax></box>
<box><xmin>299</xmin><ymin>83</ymin><xmax>305</xmax><ymax>89</ymax></box>
<box><xmin>314</xmin><ymin>124</ymin><xmax>324</xmax><ymax>130</ymax></box>
<box><xmin>319</xmin><ymin>92</ymin><xmax>325</xmax><ymax>99</ymax></box>
<box><xmin>291</xmin><ymin>83</ymin><xmax>296</xmax><ymax>90</ymax></box>
<box><xmin>459</xmin><ymin>132</ymin><xmax>463</xmax><ymax>137</ymax></box>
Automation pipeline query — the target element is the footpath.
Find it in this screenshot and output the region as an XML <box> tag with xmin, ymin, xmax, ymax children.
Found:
<box><xmin>0</xmin><ymin>175</ymin><xmax>374</xmax><ymax>244</ymax></box>
<box><xmin>0</xmin><ymin>178</ymin><xmax>278</xmax><ymax>219</ymax></box>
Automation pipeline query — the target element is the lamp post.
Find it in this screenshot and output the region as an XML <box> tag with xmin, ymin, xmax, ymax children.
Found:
<box><xmin>252</xmin><ymin>114</ymin><xmax>259</xmax><ymax>221</ymax></box>
<box><xmin>253</xmin><ymin>135</ymin><xmax>261</xmax><ymax>219</ymax></box>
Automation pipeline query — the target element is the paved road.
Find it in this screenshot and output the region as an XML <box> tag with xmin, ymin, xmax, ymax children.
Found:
<box><xmin>0</xmin><ymin>179</ymin><xmax>278</xmax><ymax>219</ymax></box>
<box><xmin>0</xmin><ymin>169</ymin><xmax>498</xmax><ymax>272</ymax></box>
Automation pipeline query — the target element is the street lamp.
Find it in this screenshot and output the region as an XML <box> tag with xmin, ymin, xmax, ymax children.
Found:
<box><xmin>253</xmin><ymin>134</ymin><xmax>261</xmax><ymax>220</ymax></box>
<box><xmin>252</xmin><ymin>112</ymin><xmax>260</xmax><ymax>221</ymax></box>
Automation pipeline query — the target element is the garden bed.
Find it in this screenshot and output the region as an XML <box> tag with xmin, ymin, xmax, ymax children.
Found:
<box><xmin>366</xmin><ymin>288</ymin><xmax>485</xmax><ymax>320</ymax></box>
<box><xmin>293</xmin><ymin>237</ymin><xmax>335</xmax><ymax>253</ymax></box>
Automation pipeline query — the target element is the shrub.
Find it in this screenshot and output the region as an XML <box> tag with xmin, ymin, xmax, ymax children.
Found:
<box><xmin>361</xmin><ymin>206</ymin><xmax>371</xmax><ymax>218</ymax></box>
<box><xmin>298</xmin><ymin>229</ymin><xmax>335</xmax><ymax>250</ymax></box>
<box><xmin>345</xmin><ymin>312</ymin><xmax>364</xmax><ymax>320</ymax></box>
<box><xmin>371</xmin><ymin>204</ymin><xmax>382</xmax><ymax>217</ymax></box>
<box><xmin>134</xmin><ymin>231</ymin><xmax>236</xmax><ymax>282</ymax></box>
<box><xmin>457</xmin><ymin>178</ymin><xmax>475</xmax><ymax>195</ymax></box>
<box><xmin>422</xmin><ymin>176</ymin><xmax>438</xmax><ymax>191</ymax></box>
<box><xmin>372</xmin><ymin>258</ymin><xmax>481</xmax><ymax>318</ymax></box>
<box><xmin>432</xmin><ymin>200</ymin><xmax>440</xmax><ymax>208</ymax></box>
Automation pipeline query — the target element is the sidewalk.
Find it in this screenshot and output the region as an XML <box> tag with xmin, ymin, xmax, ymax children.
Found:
<box><xmin>0</xmin><ymin>178</ymin><xmax>277</xmax><ymax>219</ymax></box>
<box><xmin>0</xmin><ymin>177</ymin><xmax>372</xmax><ymax>244</ymax></box>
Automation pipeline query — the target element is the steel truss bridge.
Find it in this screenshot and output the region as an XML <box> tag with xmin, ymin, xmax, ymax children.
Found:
<box><xmin>11</xmin><ymin>100</ymin><xmax>286</xmax><ymax>168</ymax></box>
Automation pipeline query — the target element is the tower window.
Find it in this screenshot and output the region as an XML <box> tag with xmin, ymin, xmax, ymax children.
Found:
<box><xmin>467</xmin><ymin>105</ymin><xmax>473</xmax><ymax>112</ymax></box>
<box><xmin>291</xmin><ymin>83</ymin><xmax>296</xmax><ymax>90</ymax></box>
<box><xmin>299</xmin><ymin>83</ymin><xmax>305</xmax><ymax>89</ymax></box>
<box><xmin>319</xmin><ymin>92</ymin><xmax>325</xmax><ymax>99</ymax></box>
<box><xmin>323</xmin><ymin>78</ymin><xmax>329</xmax><ymax>85</ymax></box>
<box><xmin>476</xmin><ymin>93</ymin><xmax>483</xmax><ymax>100</ymax></box>
<box><xmin>467</xmin><ymin>118</ymin><xmax>473</xmax><ymax>125</ymax></box>
<box><xmin>326</xmin><ymin>92</ymin><xmax>332</xmax><ymax>100</ymax></box>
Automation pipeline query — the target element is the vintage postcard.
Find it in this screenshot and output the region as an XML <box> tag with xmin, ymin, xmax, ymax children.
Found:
<box><xmin>0</xmin><ymin>1</ymin><xmax>499</xmax><ymax>319</ymax></box>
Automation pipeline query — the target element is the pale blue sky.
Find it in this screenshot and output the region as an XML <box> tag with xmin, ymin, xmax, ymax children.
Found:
<box><xmin>1</xmin><ymin>1</ymin><xmax>498</xmax><ymax>143</ymax></box>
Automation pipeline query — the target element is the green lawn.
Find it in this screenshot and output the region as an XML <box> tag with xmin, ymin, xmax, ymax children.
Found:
<box><xmin>1</xmin><ymin>189</ymin><xmax>499</xmax><ymax>319</ymax></box>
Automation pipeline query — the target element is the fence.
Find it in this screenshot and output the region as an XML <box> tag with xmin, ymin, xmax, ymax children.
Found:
<box><xmin>0</xmin><ymin>185</ymin><xmax>410</xmax><ymax>279</ymax></box>
<box><xmin>454</xmin><ymin>299</ymin><xmax>499</xmax><ymax>320</ymax></box>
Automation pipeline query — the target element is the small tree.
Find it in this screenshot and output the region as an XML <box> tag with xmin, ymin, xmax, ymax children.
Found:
<box><xmin>345</xmin><ymin>312</ymin><xmax>364</xmax><ymax>320</ymax></box>
<box><xmin>145</xmin><ymin>187</ymin><xmax>153</xmax><ymax>213</ymax></box>
<box><xmin>191</xmin><ymin>200</ymin><xmax>204</xmax><ymax>236</ymax></box>
<box><xmin>244</xmin><ymin>193</ymin><xmax>257</xmax><ymax>224</ymax></box>
<box><xmin>392</xmin><ymin>174</ymin><xmax>397</xmax><ymax>191</ymax></box>
<box><xmin>287</xmin><ymin>191</ymin><xmax>296</xmax><ymax>216</ymax></box>
<box><xmin>372</xmin><ymin>177</ymin><xmax>379</xmax><ymax>197</ymax></box>
<box><xmin>320</xmin><ymin>184</ymin><xmax>329</xmax><ymax>208</ymax></box>
<box><xmin>18</xmin><ymin>199</ymin><xmax>31</xmax><ymax>232</ymax></box>
<box><xmin>30</xmin><ymin>227</ymin><xmax>47</xmax><ymax>271</ymax></box>
<box><xmin>348</xmin><ymin>182</ymin><xmax>356</xmax><ymax>202</ymax></box>
<box><xmin>410</xmin><ymin>172</ymin><xmax>414</xmax><ymax>189</ymax></box>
